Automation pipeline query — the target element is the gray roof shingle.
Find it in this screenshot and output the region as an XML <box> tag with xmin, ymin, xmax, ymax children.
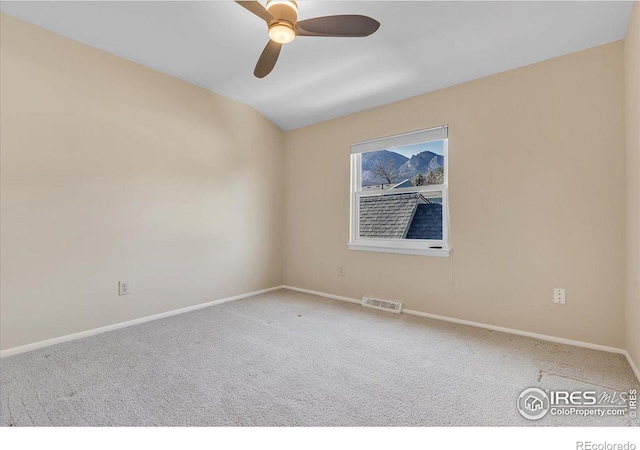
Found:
<box><xmin>359</xmin><ymin>193</ymin><xmax>443</xmax><ymax>240</ymax></box>
<box><xmin>405</xmin><ymin>203</ymin><xmax>443</xmax><ymax>240</ymax></box>
<box><xmin>359</xmin><ymin>193</ymin><xmax>419</xmax><ymax>239</ymax></box>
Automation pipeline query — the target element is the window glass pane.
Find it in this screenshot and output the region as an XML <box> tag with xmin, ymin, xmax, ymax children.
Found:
<box><xmin>359</xmin><ymin>191</ymin><xmax>443</xmax><ymax>241</ymax></box>
<box><xmin>361</xmin><ymin>140</ymin><xmax>445</xmax><ymax>190</ymax></box>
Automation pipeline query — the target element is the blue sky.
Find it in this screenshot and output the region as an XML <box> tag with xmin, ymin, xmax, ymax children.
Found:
<box><xmin>386</xmin><ymin>140</ymin><xmax>444</xmax><ymax>158</ymax></box>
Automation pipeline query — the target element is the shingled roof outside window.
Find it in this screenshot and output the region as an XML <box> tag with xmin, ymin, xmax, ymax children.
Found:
<box><xmin>406</xmin><ymin>203</ymin><xmax>443</xmax><ymax>240</ymax></box>
<box><xmin>359</xmin><ymin>193</ymin><xmax>442</xmax><ymax>240</ymax></box>
<box><xmin>359</xmin><ymin>193</ymin><xmax>419</xmax><ymax>239</ymax></box>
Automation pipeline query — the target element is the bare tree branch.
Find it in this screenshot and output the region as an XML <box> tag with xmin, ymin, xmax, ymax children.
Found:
<box><xmin>372</xmin><ymin>159</ymin><xmax>396</xmax><ymax>185</ymax></box>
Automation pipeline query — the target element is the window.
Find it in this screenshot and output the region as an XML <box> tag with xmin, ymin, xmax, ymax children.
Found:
<box><xmin>349</xmin><ymin>126</ymin><xmax>449</xmax><ymax>257</ymax></box>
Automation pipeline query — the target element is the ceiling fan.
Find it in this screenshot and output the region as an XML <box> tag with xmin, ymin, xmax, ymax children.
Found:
<box><xmin>236</xmin><ymin>1</ymin><xmax>380</xmax><ymax>78</ymax></box>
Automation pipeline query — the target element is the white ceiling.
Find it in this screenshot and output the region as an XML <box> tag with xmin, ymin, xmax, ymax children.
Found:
<box><xmin>0</xmin><ymin>1</ymin><xmax>633</xmax><ymax>130</ymax></box>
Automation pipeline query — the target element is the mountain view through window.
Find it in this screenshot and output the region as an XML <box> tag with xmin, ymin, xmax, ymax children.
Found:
<box><xmin>361</xmin><ymin>140</ymin><xmax>445</xmax><ymax>190</ymax></box>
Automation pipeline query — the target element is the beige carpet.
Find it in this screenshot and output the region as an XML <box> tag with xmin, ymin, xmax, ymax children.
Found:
<box><xmin>1</xmin><ymin>289</ymin><xmax>638</xmax><ymax>426</ymax></box>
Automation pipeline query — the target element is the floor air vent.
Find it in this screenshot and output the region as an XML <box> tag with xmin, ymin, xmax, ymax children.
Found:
<box><xmin>361</xmin><ymin>296</ymin><xmax>402</xmax><ymax>313</ymax></box>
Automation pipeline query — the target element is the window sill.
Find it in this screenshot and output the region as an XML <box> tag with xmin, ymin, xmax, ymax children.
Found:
<box><xmin>347</xmin><ymin>242</ymin><xmax>450</xmax><ymax>257</ymax></box>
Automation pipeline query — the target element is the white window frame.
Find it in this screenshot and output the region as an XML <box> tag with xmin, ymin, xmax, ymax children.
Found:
<box><xmin>348</xmin><ymin>126</ymin><xmax>450</xmax><ymax>257</ymax></box>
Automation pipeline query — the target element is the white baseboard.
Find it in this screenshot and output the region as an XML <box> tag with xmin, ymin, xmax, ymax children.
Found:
<box><xmin>625</xmin><ymin>351</ymin><xmax>640</xmax><ymax>384</ymax></box>
<box><xmin>283</xmin><ymin>285</ymin><xmax>361</xmax><ymax>305</ymax></box>
<box><xmin>282</xmin><ymin>285</ymin><xmax>633</xmax><ymax>360</ymax></box>
<box><xmin>401</xmin><ymin>308</ymin><xmax>627</xmax><ymax>355</ymax></box>
<box><xmin>0</xmin><ymin>285</ymin><xmax>284</xmax><ymax>358</ymax></box>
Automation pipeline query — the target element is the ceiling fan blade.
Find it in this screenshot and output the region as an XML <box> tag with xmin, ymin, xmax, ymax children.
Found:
<box><xmin>296</xmin><ymin>15</ymin><xmax>380</xmax><ymax>37</ymax></box>
<box><xmin>236</xmin><ymin>1</ymin><xmax>273</xmax><ymax>24</ymax></box>
<box><xmin>254</xmin><ymin>40</ymin><xmax>282</xmax><ymax>78</ymax></box>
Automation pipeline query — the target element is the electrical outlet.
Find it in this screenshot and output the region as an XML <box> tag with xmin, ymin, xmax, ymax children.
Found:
<box><xmin>339</xmin><ymin>266</ymin><xmax>345</xmax><ymax>276</ymax></box>
<box><xmin>119</xmin><ymin>281</ymin><xmax>129</xmax><ymax>296</ymax></box>
<box><xmin>553</xmin><ymin>288</ymin><xmax>565</xmax><ymax>304</ymax></box>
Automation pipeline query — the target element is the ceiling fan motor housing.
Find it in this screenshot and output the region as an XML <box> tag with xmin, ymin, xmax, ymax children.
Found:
<box><xmin>266</xmin><ymin>0</ymin><xmax>298</xmax><ymax>25</ymax></box>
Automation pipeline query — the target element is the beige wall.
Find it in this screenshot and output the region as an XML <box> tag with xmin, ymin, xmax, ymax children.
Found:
<box><xmin>0</xmin><ymin>14</ymin><xmax>284</xmax><ymax>351</ymax></box>
<box><xmin>284</xmin><ymin>42</ymin><xmax>626</xmax><ymax>348</ymax></box>
<box><xmin>625</xmin><ymin>3</ymin><xmax>640</xmax><ymax>370</ymax></box>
